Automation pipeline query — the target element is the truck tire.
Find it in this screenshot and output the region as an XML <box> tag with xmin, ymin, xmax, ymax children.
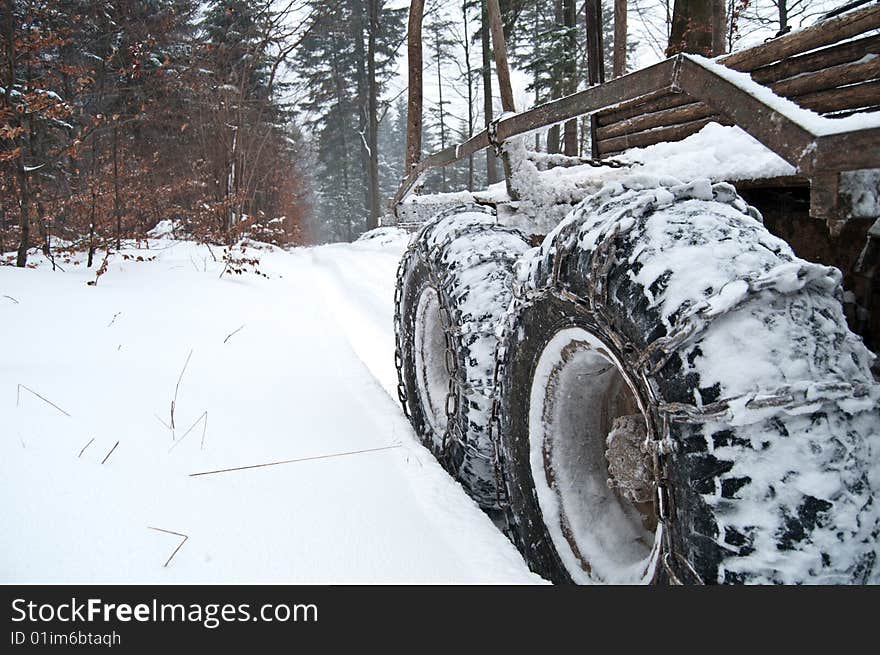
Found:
<box><xmin>494</xmin><ymin>177</ymin><xmax>880</xmax><ymax>584</ymax></box>
<box><xmin>394</xmin><ymin>205</ymin><xmax>530</xmax><ymax>508</ymax></box>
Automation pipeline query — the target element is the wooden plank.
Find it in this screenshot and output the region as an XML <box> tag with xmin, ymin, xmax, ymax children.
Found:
<box><xmin>595</xmin><ymin>116</ymin><xmax>728</xmax><ymax>154</ymax></box>
<box><xmin>595</xmin><ymin>101</ymin><xmax>717</xmax><ymax>140</ymax></box>
<box><xmin>596</xmin><ymin>89</ymin><xmax>693</xmax><ymax>126</ymax></box>
<box><xmin>721</xmin><ymin>4</ymin><xmax>880</xmax><ymax>71</ymax></box>
<box><xmin>795</xmin><ymin>79</ymin><xmax>880</xmax><ymax>113</ymax></box>
<box><xmin>732</xmin><ymin>175</ymin><xmax>809</xmax><ymax>189</ymax></box>
<box><xmin>589</xmin><ymin>113</ymin><xmax>600</xmax><ymax>159</ymax></box>
<box><xmin>814</xmin><ymin>128</ymin><xmax>880</xmax><ymax>171</ymax></box>
<box><xmin>391</xmin><ymin>133</ymin><xmax>490</xmax><ymax>210</ymax></box>
<box><xmin>496</xmin><ymin>58</ymin><xmax>677</xmax><ymax>141</ymax></box>
<box><xmin>772</xmin><ymin>55</ymin><xmax>880</xmax><ymax>97</ymax></box>
<box><xmin>750</xmin><ymin>33</ymin><xmax>880</xmax><ymax>84</ymax></box>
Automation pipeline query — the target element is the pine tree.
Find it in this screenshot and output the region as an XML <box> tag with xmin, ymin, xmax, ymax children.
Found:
<box><xmin>425</xmin><ymin>9</ymin><xmax>457</xmax><ymax>192</ymax></box>
<box><xmin>296</xmin><ymin>0</ymin><xmax>405</xmax><ymax>241</ymax></box>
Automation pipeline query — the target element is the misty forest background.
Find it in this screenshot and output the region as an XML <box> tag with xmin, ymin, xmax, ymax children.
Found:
<box><xmin>1</xmin><ymin>0</ymin><xmax>852</xmax><ymax>265</ymax></box>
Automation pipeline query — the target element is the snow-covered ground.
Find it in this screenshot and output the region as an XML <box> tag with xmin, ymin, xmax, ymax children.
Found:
<box><xmin>0</xmin><ymin>233</ymin><xmax>541</xmax><ymax>583</ymax></box>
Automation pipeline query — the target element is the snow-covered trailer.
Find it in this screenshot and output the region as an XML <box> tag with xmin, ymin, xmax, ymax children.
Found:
<box><xmin>391</xmin><ymin>2</ymin><xmax>880</xmax><ymax>584</ymax></box>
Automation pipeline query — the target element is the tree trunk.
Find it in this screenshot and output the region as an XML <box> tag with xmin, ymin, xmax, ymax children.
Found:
<box><xmin>486</xmin><ymin>0</ymin><xmax>515</xmax><ymax>113</ymax></box>
<box><xmin>613</xmin><ymin>0</ymin><xmax>628</xmax><ymax>77</ymax></box>
<box><xmin>367</xmin><ymin>0</ymin><xmax>380</xmax><ymax>228</ymax></box>
<box><xmin>353</xmin><ymin>3</ymin><xmax>371</xmax><ymax>223</ymax></box>
<box><xmin>462</xmin><ymin>1</ymin><xmax>474</xmax><ymax>190</ymax></box>
<box><xmin>563</xmin><ymin>0</ymin><xmax>577</xmax><ymax>155</ymax></box>
<box><xmin>405</xmin><ymin>0</ymin><xmax>425</xmax><ymax>174</ymax></box>
<box><xmin>87</xmin><ymin>188</ymin><xmax>96</xmax><ymax>268</ymax></box>
<box><xmin>778</xmin><ymin>0</ymin><xmax>789</xmax><ymax>33</ymax></box>
<box><xmin>481</xmin><ymin>0</ymin><xmax>498</xmax><ymax>185</ymax></box>
<box><xmin>547</xmin><ymin>0</ymin><xmax>564</xmax><ymax>154</ymax></box>
<box><xmin>668</xmin><ymin>0</ymin><xmax>714</xmax><ymax>56</ymax></box>
<box><xmin>585</xmin><ymin>0</ymin><xmax>605</xmax><ymax>85</ymax></box>
<box><xmin>226</xmin><ymin>125</ymin><xmax>237</xmax><ymax>235</ymax></box>
<box><xmin>712</xmin><ymin>0</ymin><xmax>727</xmax><ymax>55</ymax></box>
<box><xmin>113</xmin><ymin>124</ymin><xmax>121</xmax><ymax>250</ymax></box>
<box><xmin>331</xmin><ymin>41</ymin><xmax>353</xmax><ymax>241</ymax></box>
<box><xmin>15</xmin><ymin>160</ymin><xmax>30</xmax><ymax>268</ymax></box>
<box><xmin>4</xmin><ymin>0</ymin><xmax>28</xmax><ymax>268</ymax></box>
<box><xmin>434</xmin><ymin>24</ymin><xmax>447</xmax><ymax>192</ymax></box>
<box><xmin>533</xmin><ymin>6</ymin><xmax>540</xmax><ymax>150</ymax></box>
<box><xmin>87</xmin><ymin>123</ymin><xmax>98</xmax><ymax>268</ymax></box>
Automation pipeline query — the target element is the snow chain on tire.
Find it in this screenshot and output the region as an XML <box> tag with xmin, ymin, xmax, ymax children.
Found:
<box><xmin>394</xmin><ymin>203</ymin><xmax>530</xmax><ymax>508</ymax></box>
<box><xmin>492</xmin><ymin>176</ymin><xmax>880</xmax><ymax>584</ymax></box>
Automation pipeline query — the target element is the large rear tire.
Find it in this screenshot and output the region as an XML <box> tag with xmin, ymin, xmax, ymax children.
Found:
<box><xmin>495</xmin><ymin>177</ymin><xmax>880</xmax><ymax>584</ymax></box>
<box><xmin>395</xmin><ymin>205</ymin><xmax>530</xmax><ymax>508</ymax></box>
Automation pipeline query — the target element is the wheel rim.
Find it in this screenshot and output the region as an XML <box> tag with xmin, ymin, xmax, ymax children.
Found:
<box><xmin>413</xmin><ymin>286</ymin><xmax>450</xmax><ymax>446</ymax></box>
<box><xmin>528</xmin><ymin>326</ymin><xmax>661</xmax><ymax>584</ymax></box>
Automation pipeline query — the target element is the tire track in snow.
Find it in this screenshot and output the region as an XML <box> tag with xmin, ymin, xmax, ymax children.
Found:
<box><xmin>302</xmin><ymin>244</ymin><xmax>402</xmax><ymax>399</ymax></box>
<box><xmin>289</xmin><ymin>245</ymin><xmax>541</xmax><ymax>582</ymax></box>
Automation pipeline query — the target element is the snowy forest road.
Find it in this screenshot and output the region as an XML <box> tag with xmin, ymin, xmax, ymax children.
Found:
<box><xmin>0</xmin><ymin>232</ymin><xmax>539</xmax><ymax>583</ymax></box>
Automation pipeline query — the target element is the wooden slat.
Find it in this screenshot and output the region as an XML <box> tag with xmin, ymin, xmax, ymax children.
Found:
<box><xmin>795</xmin><ymin>79</ymin><xmax>880</xmax><ymax>113</ymax></box>
<box><xmin>721</xmin><ymin>4</ymin><xmax>880</xmax><ymax>71</ymax></box>
<box><xmin>496</xmin><ymin>59</ymin><xmax>677</xmax><ymax>141</ymax></box>
<box><xmin>732</xmin><ymin>175</ymin><xmax>809</xmax><ymax>189</ymax></box>
<box><xmin>595</xmin><ymin>89</ymin><xmax>693</xmax><ymax>126</ymax></box>
<box><xmin>596</xmin><ymin>116</ymin><xmax>730</xmax><ymax>154</ymax></box>
<box><xmin>595</xmin><ymin>101</ymin><xmax>717</xmax><ymax>140</ymax></box>
<box><xmin>814</xmin><ymin>128</ymin><xmax>880</xmax><ymax>171</ymax></box>
<box><xmin>751</xmin><ymin>33</ymin><xmax>880</xmax><ymax>84</ymax></box>
<box><xmin>824</xmin><ymin>103</ymin><xmax>880</xmax><ymax>117</ymax></box>
<box><xmin>594</xmin><ymin>11</ymin><xmax>880</xmax><ymax>148</ymax></box>
<box><xmin>773</xmin><ymin>55</ymin><xmax>880</xmax><ymax>97</ymax></box>
<box><xmin>596</xmin><ymin>58</ymin><xmax>880</xmax><ymax>165</ymax></box>
<box><xmin>390</xmin><ymin>133</ymin><xmax>490</xmax><ymax>208</ymax></box>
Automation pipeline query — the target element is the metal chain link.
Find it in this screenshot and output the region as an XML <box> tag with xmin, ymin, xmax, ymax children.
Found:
<box><xmin>524</xmin><ymin>150</ymin><xmax>631</xmax><ymax>170</ymax></box>
<box><xmin>489</xmin><ymin>308</ymin><xmax>515</xmax><ymax>509</ymax></box>
<box><xmin>393</xmin><ymin>240</ymin><xmax>418</xmax><ymax>421</ymax></box>
<box><xmin>394</xmin><ymin>206</ymin><xmax>507</xmax><ymax>470</ymax></box>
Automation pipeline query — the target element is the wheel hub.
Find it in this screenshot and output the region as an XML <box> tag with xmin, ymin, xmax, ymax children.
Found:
<box><xmin>605</xmin><ymin>414</ymin><xmax>653</xmax><ymax>505</ymax></box>
<box><xmin>528</xmin><ymin>326</ymin><xmax>661</xmax><ymax>583</ymax></box>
